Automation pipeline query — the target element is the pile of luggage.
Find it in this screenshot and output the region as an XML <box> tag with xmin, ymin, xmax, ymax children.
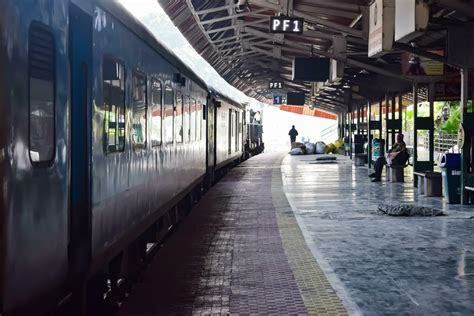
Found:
<box><xmin>289</xmin><ymin>141</ymin><xmax>328</xmax><ymax>155</ymax></box>
<box><xmin>289</xmin><ymin>139</ymin><xmax>346</xmax><ymax>156</ymax></box>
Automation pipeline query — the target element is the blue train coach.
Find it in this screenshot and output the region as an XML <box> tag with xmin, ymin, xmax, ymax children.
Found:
<box><xmin>0</xmin><ymin>0</ymin><xmax>263</xmax><ymax>314</ymax></box>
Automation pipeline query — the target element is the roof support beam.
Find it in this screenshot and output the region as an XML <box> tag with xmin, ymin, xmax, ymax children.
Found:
<box><xmin>314</xmin><ymin>100</ymin><xmax>347</xmax><ymax>112</ymax></box>
<box><xmin>317</xmin><ymin>99</ymin><xmax>347</xmax><ymax>109</ymax></box>
<box><xmin>211</xmin><ymin>34</ymin><xmax>251</xmax><ymax>45</ymax></box>
<box><xmin>393</xmin><ymin>42</ymin><xmax>447</xmax><ymax>64</ymax></box>
<box><xmin>294</xmin><ymin>3</ymin><xmax>360</xmax><ymax>19</ymax></box>
<box><xmin>246</xmin><ymin>44</ymin><xmax>293</xmax><ymax>62</ymax></box>
<box><xmin>206</xmin><ymin>18</ymin><xmax>267</xmax><ymax>34</ymax></box>
<box><xmin>221</xmin><ymin>50</ymin><xmax>261</xmax><ymax>60</ymax></box>
<box><xmin>219</xmin><ymin>46</ymin><xmax>242</xmax><ymax>55</ymax></box>
<box><xmin>200</xmin><ymin>9</ymin><xmax>268</xmax><ymax>25</ymax></box>
<box><xmin>196</xmin><ymin>3</ymin><xmax>238</xmax><ymax>15</ymax></box>
<box><xmin>295</xmin><ymin>10</ymin><xmax>365</xmax><ymax>38</ymax></box>
<box><xmin>436</xmin><ymin>0</ymin><xmax>474</xmax><ymax>19</ymax></box>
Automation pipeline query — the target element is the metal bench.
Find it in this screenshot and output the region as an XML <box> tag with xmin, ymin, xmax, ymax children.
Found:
<box><xmin>464</xmin><ymin>186</ymin><xmax>474</xmax><ymax>204</ymax></box>
<box><xmin>354</xmin><ymin>153</ymin><xmax>367</xmax><ymax>166</ymax></box>
<box><xmin>386</xmin><ymin>165</ymin><xmax>406</xmax><ymax>182</ymax></box>
<box><xmin>414</xmin><ymin>171</ymin><xmax>442</xmax><ymax>197</ymax></box>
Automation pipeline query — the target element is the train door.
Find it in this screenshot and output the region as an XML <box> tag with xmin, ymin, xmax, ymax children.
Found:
<box><xmin>206</xmin><ymin>98</ymin><xmax>215</xmax><ymax>169</ymax></box>
<box><xmin>68</xmin><ymin>4</ymin><xmax>92</xmax><ymax>282</ymax></box>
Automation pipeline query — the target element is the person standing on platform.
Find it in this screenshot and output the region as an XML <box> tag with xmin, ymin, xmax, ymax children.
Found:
<box><xmin>370</xmin><ymin>133</ymin><xmax>408</xmax><ymax>182</ymax></box>
<box><xmin>288</xmin><ymin>125</ymin><xmax>298</xmax><ymax>146</ymax></box>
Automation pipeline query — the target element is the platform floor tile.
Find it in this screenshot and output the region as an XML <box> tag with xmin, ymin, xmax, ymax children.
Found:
<box><xmin>118</xmin><ymin>152</ymin><xmax>346</xmax><ymax>315</ymax></box>
<box><xmin>271</xmin><ymin>158</ymin><xmax>348</xmax><ymax>316</ymax></box>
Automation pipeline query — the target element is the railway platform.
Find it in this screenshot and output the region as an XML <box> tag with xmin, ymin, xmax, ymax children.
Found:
<box><xmin>119</xmin><ymin>152</ymin><xmax>474</xmax><ymax>315</ymax></box>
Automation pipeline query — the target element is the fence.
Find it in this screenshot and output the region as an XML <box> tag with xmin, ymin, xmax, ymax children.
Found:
<box><xmin>421</xmin><ymin>131</ymin><xmax>459</xmax><ymax>154</ymax></box>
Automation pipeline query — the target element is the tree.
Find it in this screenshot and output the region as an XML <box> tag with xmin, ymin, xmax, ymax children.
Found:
<box><xmin>440</xmin><ymin>101</ymin><xmax>461</xmax><ymax>134</ymax></box>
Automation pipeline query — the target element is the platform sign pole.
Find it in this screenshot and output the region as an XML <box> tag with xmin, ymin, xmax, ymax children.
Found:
<box><xmin>379</xmin><ymin>98</ymin><xmax>383</xmax><ymax>140</ymax></box>
<box><xmin>357</xmin><ymin>104</ymin><xmax>361</xmax><ymax>134</ymax></box>
<box><xmin>341</xmin><ymin>113</ymin><xmax>345</xmax><ymax>139</ymax></box>
<box><xmin>460</xmin><ymin>68</ymin><xmax>473</xmax><ymax>204</ymax></box>
<box><xmin>339</xmin><ymin>113</ymin><xmax>344</xmax><ymax>139</ymax></box>
<box><xmin>343</xmin><ymin>113</ymin><xmax>346</xmax><ymax>139</ymax></box>
<box><xmin>337</xmin><ymin>114</ymin><xmax>340</xmax><ymax>138</ymax></box>
<box><xmin>391</xmin><ymin>94</ymin><xmax>396</xmax><ymax>145</ymax></box>
<box><xmin>385</xmin><ymin>93</ymin><xmax>390</xmax><ymax>151</ymax></box>
<box><xmin>398</xmin><ymin>93</ymin><xmax>403</xmax><ymax>135</ymax></box>
<box><xmin>341</xmin><ymin>113</ymin><xmax>346</xmax><ymax>139</ymax></box>
<box><xmin>428</xmin><ymin>82</ymin><xmax>435</xmax><ymax>169</ymax></box>
<box><xmin>367</xmin><ymin>99</ymin><xmax>373</xmax><ymax>168</ymax></box>
<box><xmin>413</xmin><ymin>82</ymin><xmax>434</xmax><ymax>184</ymax></box>
<box><xmin>349</xmin><ymin>103</ymin><xmax>353</xmax><ymax>159</ymax></box>
<box><xmin>413</xmin><ymin>83</ymin><xmax>418</xmax><ymax>186</ymax></box>
<box><xmin>344</xmin><ymin>113</ymin><xmax>348</xmax><ymax>139</ymax></box>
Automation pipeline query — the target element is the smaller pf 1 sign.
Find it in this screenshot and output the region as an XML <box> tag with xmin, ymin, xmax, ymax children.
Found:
<box><xmin>270</xmin><ymin>16</ymin><xmax>304</xmax><ymax>34</ymax></box>
<box><xmin>273</xmin><ymin>95</ymin><xmax>287</xmax><ymax>105</ymax></box>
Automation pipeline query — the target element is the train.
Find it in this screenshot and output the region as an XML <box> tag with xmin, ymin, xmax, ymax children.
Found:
<box><xmin>0</xmin><ymin>0</ymin><xmax>264</xmax><ymax>315</ymax></box>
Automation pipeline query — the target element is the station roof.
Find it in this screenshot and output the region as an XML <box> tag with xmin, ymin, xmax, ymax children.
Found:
<box><xmin>159</xmin><ymin>0</ymin><xmax>474</xmax><ymax>114</ymax></box>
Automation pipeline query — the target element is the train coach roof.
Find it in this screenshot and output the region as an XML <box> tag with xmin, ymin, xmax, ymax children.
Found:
<box><xmin>209</xmin><ymin>88</ymin><xmax>245</xmax><ymax>109</ymax></box>
<box><xmin>97</xmin><ymin>0</ymin><xmax>209</xmax><ymax>92</ymax></box>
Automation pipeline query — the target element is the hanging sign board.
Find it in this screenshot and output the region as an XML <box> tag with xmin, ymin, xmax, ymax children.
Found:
<box><xmin>269</xmin><ymin>81</ymin><xmax>284</xmax><ymax>89</ymax></box>
<box><xmin>329</xmin><ymin>59</ymin><xmax>344</xmax><ymax>82</ymax></box>
<box><xmin>448</xmin><ymin>25</ymin><xmax>474</xmax><ymax>68</ymax></box>
<box><xmin>269</xmin><ymin>16</ymin><xmax>304</xmax><ymax>34</ymax></box>
<box><xmin>368</xmin><ymin>0</ymin><xmax>395</xmax><ymax>58</ymax></box>
<box><xmin>395</xmin><ymin>0</ymin><xmax>429</xmax><ymax>43</ymax></box>
<box><xmin>401</xmin><ymin>51</ymin><xmax>445</xmax><ymax>76</ymax></box>
<box><xmin>273</xmin><ymin>95</ymin><xmax>286</xmax><ymax>105</ymax></box>
<box><xmin>292</xmin><ymin>57</ymin><xmax>330</xmax><ymax>81</ymax></box>
<box><xmin>287</xmin><ymin>92</ymin><xmax>305</xmax><ymax>106</ymax></box>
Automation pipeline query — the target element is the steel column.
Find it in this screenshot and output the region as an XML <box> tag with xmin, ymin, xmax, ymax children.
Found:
<box><xmin>460</xmin><ymin>68</ymin><xmax>474</xmax><ymax>204</ymax></box>
<box><xmin>367</xmin><ymin>99</ymin><xmax>373</xmax><ymax>168</ymax></box>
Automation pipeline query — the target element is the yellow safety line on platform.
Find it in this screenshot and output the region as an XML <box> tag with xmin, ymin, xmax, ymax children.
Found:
<box><xmin>271</xmin><ymin>157</ymin><xmax>348</xmax><ymax>316</ymax></box>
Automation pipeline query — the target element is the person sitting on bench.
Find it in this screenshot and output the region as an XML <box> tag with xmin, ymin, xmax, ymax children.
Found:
<box><xmin>370</xmin><ymin>133</ymin><xmax>409</xmax><ymax>182</ymax></box>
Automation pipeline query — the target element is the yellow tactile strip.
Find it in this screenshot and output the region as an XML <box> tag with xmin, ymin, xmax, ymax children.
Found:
<box><xmin>271</xmin><ymin>158</ymin><xmax>348</xmax><ymax>316</ymax></box>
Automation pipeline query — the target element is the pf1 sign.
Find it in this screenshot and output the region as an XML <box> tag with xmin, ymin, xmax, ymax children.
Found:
<box><xmin>270</xmin><ymin>16</ymin><xmax>304</xmax><ymax>34</ymax></box>
<box><xmin>269</xmin><ymin>81</ymin><xmax>283</xmax><ymax>89</ymax></box>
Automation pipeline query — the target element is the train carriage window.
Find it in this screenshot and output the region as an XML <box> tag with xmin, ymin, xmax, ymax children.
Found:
<box><xmin>183</xmin><ymin>96</ymin><xmax>190</xmax><ymax>143</ymax></box>
<box><xmin>150</xmin><ymin>79</ymin><xmax>162</xmax><ymax>146</ymax></box>
<box><xmin>132</xmin><ymin>71</ymin><xmax>147</xmax><ymax>150</ymax></box>
<box><xmin>29</xmin><ymin>23</ymin><xmax>55</xmax><ymax>164</ymax></box>
<box><xmin>175</xmin><ymin>92</ymin><xmax>183</xmax><ymax>143</ymax></box>
<box><xmin>103</xmin><ymin>58</ymin><xmax>125</xmax><ymax>153</ymax></box>
<box><xmin>239</xmin><ymin>111</ymin><xmax>243</xmax><ymax>151</ymax></box>
<box><xmin>235</xmin><ymin>111</ymin><xmax>239</xmax><ymax>152</ymax></box>
<box><xmin>190</xmin><ymin>99</ymin><xmax>196</xmax><ymax>142</ymax></box>
<box><xmin>196</xmin><ymin>101</ymin><xmax>203</xmax><ymax>141</ymax></box>
<box><xmin>164</xmin><ymin>86</ymin><xmax>174</xmax><ymax>143</ymax></box>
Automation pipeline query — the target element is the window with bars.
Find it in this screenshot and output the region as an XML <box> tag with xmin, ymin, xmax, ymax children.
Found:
<box><xmin>164</xmin><ymin>86</ymin><xmax>174</xmax><ymax>144</ymax></box>
<box><xmin>103</xmin><ymin>57</ymin><xmax>126</xmax><ymax>153</ymax></box>
<box><xmin>29</xmin><ymin>23</ymin><xmax>55</xmax><ymax>164</ymax></box>
<box><xmin>132</xmin><ymin>71</ymin><xmax>147</xmax><ymax>150</ymax></box>
<box><xmin>150</xmin><ymin>78</ymin><xmax>162</xmax><ymax>146</ymax></box>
